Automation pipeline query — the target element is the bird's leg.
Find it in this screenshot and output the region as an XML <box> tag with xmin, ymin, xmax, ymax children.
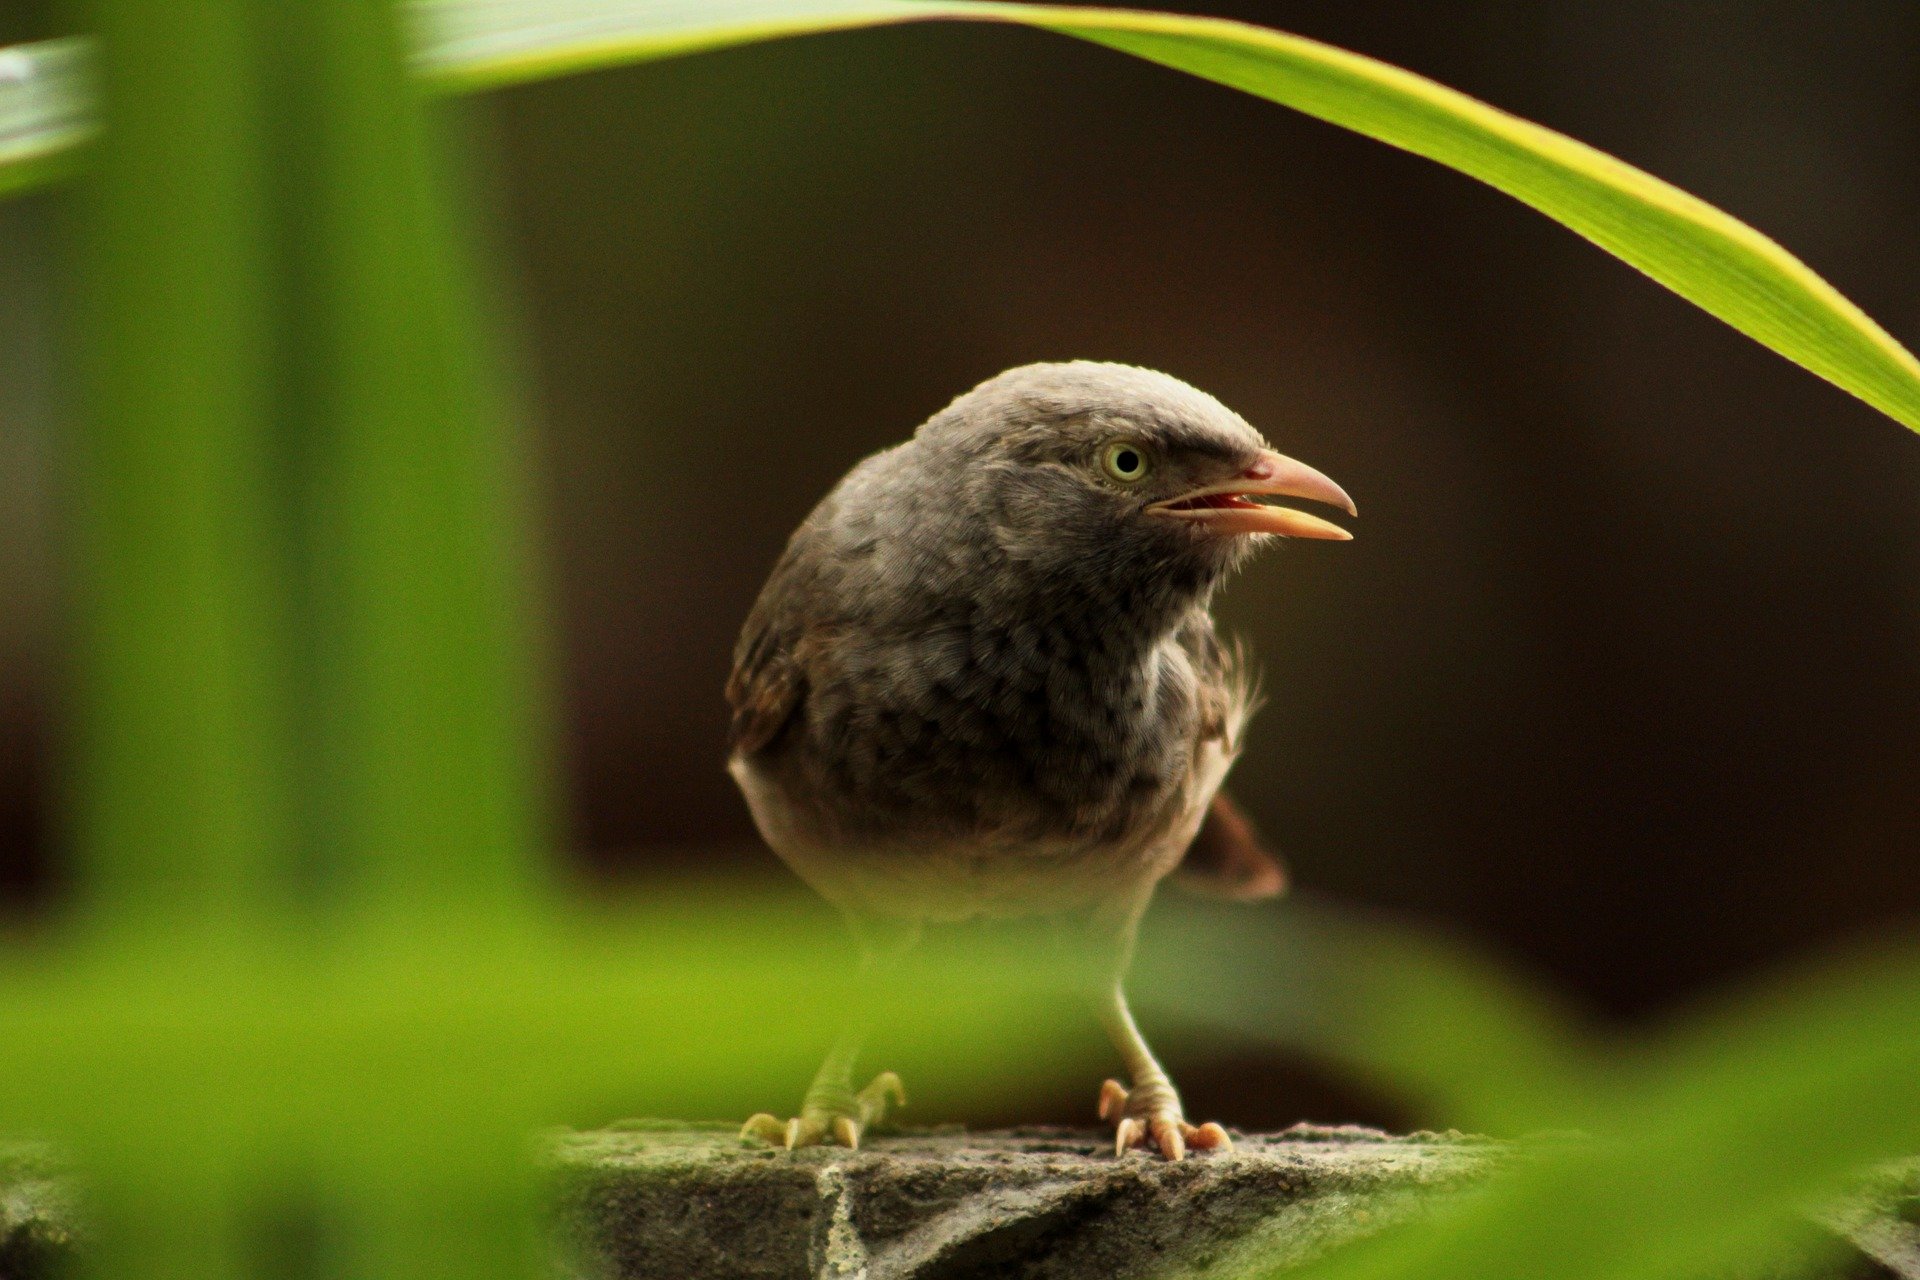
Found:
<box><xmin>1085</xmin><ymin>898</ymin><xmax>1232</xmax><ymax>1161</ymax></box>
<box><xmin>741</xmin><ymin>917</ymin><xmax>916</xmax><ymax>1152</ymax></box>
<box><xmin>1094</xmin><ymin>983</ymin><xmax>1231</xmax><ymax>1160</ymax></box>
<box><xmin>739</xmin><ymin>984</ymin><xmax>904</xmax><ymax>1152</ymax></box>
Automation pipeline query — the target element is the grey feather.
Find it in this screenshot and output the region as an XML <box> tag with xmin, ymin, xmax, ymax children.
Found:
<box><xmin>727</xmin><ymin>362</ymin><xmax>1296</xmax><ymax>924</ymax></box>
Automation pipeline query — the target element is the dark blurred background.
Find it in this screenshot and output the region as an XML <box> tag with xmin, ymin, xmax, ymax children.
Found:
<box><xmin>1</xmin><ymin>2</ymin><xmax>1917</xmax><ymax>1128</ymax></box>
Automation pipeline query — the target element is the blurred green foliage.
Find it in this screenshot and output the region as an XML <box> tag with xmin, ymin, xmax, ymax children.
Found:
<box><xmin>0</xmin><ymin>2</ymin><xmax>1916</xmax><ymax>1279</ymax></box>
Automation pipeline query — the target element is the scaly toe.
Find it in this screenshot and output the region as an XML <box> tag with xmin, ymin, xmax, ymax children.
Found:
<box><xmin>858</xmin><ymin>1071</ymin><xmax>907</xmax><ymax>1120</ymax></box>
<box><xmin>739</xmin><ymin>1071</ymin><xmax>907</xmax><ymax>1153</ymax></box>
<box><xmin>1098</xmin><ymin>1081</ymin><xmax>1233</xmax><ymax>1162</ymax></box>
<box><xmin>740</xmin><ymin>1113</ymin><xmax>786</xmax><ymax>1146</ymax></box>
<box><xmin>1190</xmin><ymin>1121</ymin><xmax>1233</xmax><ymax>1152</ymax></box>
<box><xmin>785</xmin><ymin>1115</ymin><xmax>827</xmax><ymax>1150</ymax></box>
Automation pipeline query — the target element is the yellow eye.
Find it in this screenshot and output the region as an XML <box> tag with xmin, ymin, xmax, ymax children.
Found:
<box><xmin>1102</xmin><ymin>441</ymin><xmax>1150</xmax><ymax>483</ymax></box>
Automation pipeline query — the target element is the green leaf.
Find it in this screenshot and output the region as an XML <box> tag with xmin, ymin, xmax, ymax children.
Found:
<box><xmin>61</xmin><ymin>0</ymin><xmax>549</xmax><ymax>920</ymax></box>
<box><xmin>61</xmin><ymin>0</ymin><xmax>551</xmax><ymax>1268</ymax></box>
<box><xmin>267</xmin><ymin>0</ymin><xmax>554</xmax><ymax>913</ymax></box>
<box><xmin>0</xmin><ymin>37</ymin><xmax>92</xmax><ymax>196</ymax></box>
<box><xmin>1267</xmin><ymin>938</ymin><xmax>1920</xmax><ymax>1280</ymax></box>
<box><xmin>5</xmin><ymin>2</ymin><xmax>1919</xmax><ymax>435</ymax></box>
<box><xmin>66</xmin><ymin>0</ymin><xmax>293</xmax><ymax>922</ymax></box>
<box><xmin>421</xmin><ymin>0</ymin><xmax>1920</xmax><ymax>438</ymax></box>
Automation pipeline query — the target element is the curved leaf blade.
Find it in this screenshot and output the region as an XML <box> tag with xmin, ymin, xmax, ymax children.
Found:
<box><xmin>1054</xmin><ymin>14</ymin><xmax>1920</xmax><ymax>435</ymax></box>
<box><xmin>413</xmin><ymin>0</ymin><xmax>944</xmax><ymax>88</ymax></box>
<box><xmin>4</xmin><ymin>1</ymin><xmax>1918</xmax><ymax>433</ymax></box>
<box><xmin>0</xmin><ymin>37</ymin><xmax>94</xmax><ymax>196</ymax></box>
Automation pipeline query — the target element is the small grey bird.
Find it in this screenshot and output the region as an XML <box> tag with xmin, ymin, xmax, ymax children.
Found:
<box><xmin>731</xmin><ymin>362</ymin><xmax>1353</xmax><ymax>1160</ymax></box>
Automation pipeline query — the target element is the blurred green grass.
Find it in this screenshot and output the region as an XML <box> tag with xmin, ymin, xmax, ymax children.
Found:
<box><xmin>3</xmin><ymin>2</ymin><xmax>1918</xmax><ymax>1278</ymax></box>
<box><xmin>5</xmin><ymin>893</ymin><xmax>1918</xmax><ymax>1279</ymax></box>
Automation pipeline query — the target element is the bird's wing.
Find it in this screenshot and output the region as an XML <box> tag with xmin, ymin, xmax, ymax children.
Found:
<box><xmin>1167</xmin><ymin>617</ymin><xmax>1284</xmax><ymax>899</ymax></box>
<box><xmin>1171</xmin><ymin>789</ymin><xmax>1288</xmax><ymax>900</ymax></box>
<box><xmin>1177</xmin><ymin>614</ymin><xmax>1261</xmax><ymax>746</ymax></box>
<box><xmin>726</xmin><ymin>623</ymin><xmax>806</xmax><ymax>757</ymax></box>
<box><xmin>726</xmin><ymin>527</ymin><xmax>828</xmax><ymax>758</ymax></box>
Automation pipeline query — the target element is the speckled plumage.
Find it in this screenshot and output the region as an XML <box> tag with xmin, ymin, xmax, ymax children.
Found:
<box><xmin>730</xmin><ymin>361</ymin><xmax>1352</xmax><ymax>1159</ymax></box>
<box><xmin>729</xmin><ymin>363</ymin><xmax>1267</xmax><ymax>923</ymax></box>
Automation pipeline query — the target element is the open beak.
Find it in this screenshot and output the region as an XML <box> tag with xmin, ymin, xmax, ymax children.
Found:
<box><xmin>1147</xmin><ymin>448</ymin><xmax>1356</xmax><ymax>540</ymax></box>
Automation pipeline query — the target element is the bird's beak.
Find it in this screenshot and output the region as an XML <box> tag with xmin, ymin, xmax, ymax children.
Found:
<box><xmin>1147</xmin><ymin>448</ymin><xmax>1356</xmax><ymax>540</ymax></box>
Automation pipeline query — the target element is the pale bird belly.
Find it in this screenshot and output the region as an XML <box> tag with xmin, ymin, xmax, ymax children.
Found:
<box><xmin>730</xmin><ymin>737</ymin><xmax>1234</xmax><ymax>923</ymax></box>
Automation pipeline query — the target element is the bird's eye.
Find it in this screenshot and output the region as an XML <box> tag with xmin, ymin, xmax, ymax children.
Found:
<box><xmin>1102</xmin><ymin>441</ymin><xmax>1151</xmax><ymax>484</ymax></box>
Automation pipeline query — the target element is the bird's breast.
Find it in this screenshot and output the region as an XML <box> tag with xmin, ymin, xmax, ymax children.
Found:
<box><xmin>732</xmin><ymin>604</ymin><xmax>1250</xmax><ymax>923</ymax></box>
<box><xmin>758</xmin><ymin>622</ymin><xmax>1206</xmax><ymax>861</ymax></box>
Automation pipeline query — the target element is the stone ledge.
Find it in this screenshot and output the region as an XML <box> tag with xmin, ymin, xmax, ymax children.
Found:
<box><xmin>553</xmin><ymin>1123</ymin><xmax>1496</xmax><ymax>1280</ymax></box>
<box><xmin>6</xmin><ymin>1128</ymin><xmax>1917</xmax><ymax>1280</ymax></box>
<box><xmin>0</xmin><ymin>1142</ymin><xmax>72</xmax><ymax>1280</ymax></box>
<box><xmin>557</xmin><ymin>1123</ymin><xmax>1920</xmax><ymax>1280</ymax></box>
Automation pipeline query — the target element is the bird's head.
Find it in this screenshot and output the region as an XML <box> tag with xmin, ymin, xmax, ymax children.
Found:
<box><xmin>914</xmin><ymin>361</ymin><xmax>1354</xmax><ymax>602</ymax></box>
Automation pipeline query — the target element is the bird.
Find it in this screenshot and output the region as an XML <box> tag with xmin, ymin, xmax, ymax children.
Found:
<box><xmin>730</xmin><ymin>361</ymin><xmax>1353</xmax><ymax>1161</ymax></box>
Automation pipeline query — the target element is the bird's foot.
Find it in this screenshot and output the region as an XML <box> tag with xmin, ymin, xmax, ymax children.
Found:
<box><xmin>1099</xmin><ymin>1078</ymin><xmax>1232</xmax><ymax>1161</ymax></box>
<box><xmin>740</xmin><ymin>1072</ymin><xmax>906</xmax><ymax>1151</ymax></box>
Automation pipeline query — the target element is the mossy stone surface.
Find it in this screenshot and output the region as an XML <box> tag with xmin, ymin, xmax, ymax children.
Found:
<box><xmin>550</xmin><ymin>1123</ymin><xmax>1499</xmax><ymax>1280</ymax></box>
<box><xmin>0</xmin><ymin>1142</ymin><xmax>74</xmax><ymax>1280</ymax></box>
<box><xmin>5</xmin><ymin>1128</ymin><xmax>1917</xmax><ymax>1280</ymax></box>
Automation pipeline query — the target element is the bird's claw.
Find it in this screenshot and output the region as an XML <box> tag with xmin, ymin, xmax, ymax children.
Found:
<box><xmin>1099</xmin><ymin>1078</ymin><xmax>1231</xmax><ymax>1161</ymax></box>
<box><xmin>741</xmin><ymin>1071</ymin><xmax>906</xmax><ymax>1151</ymax></box>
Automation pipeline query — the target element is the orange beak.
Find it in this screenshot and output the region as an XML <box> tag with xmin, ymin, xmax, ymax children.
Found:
<box><xmin>1147</xmin><ymin>449</ymin><xmax>1356</xmax><ymax>540</ymax></box>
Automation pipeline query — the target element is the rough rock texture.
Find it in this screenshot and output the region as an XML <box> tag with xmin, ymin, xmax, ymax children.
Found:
<box><xmin>5</xmin><ymin>1129</ymin><xmax>1918</xmax><ymax>1280</ymax></box>
<box><xmin>1824</xmin><ymin>1161</ymin><xmax>1920</xmax><ymax>1279</ymax></box>
<box><xmin>0</xmin><ymin>1143</ymin><xmax>73</xmax><ymax>1280</ymax></box>
<box><xmin>550</xmin><ymin>1123</ymin><xmax>1495</xmax><ymax>1280</ymax></box>
<box><xmin>551</xmin><ymin>1125</ymin><xmax>1920</xmax><ymax>1280</ymax></box>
